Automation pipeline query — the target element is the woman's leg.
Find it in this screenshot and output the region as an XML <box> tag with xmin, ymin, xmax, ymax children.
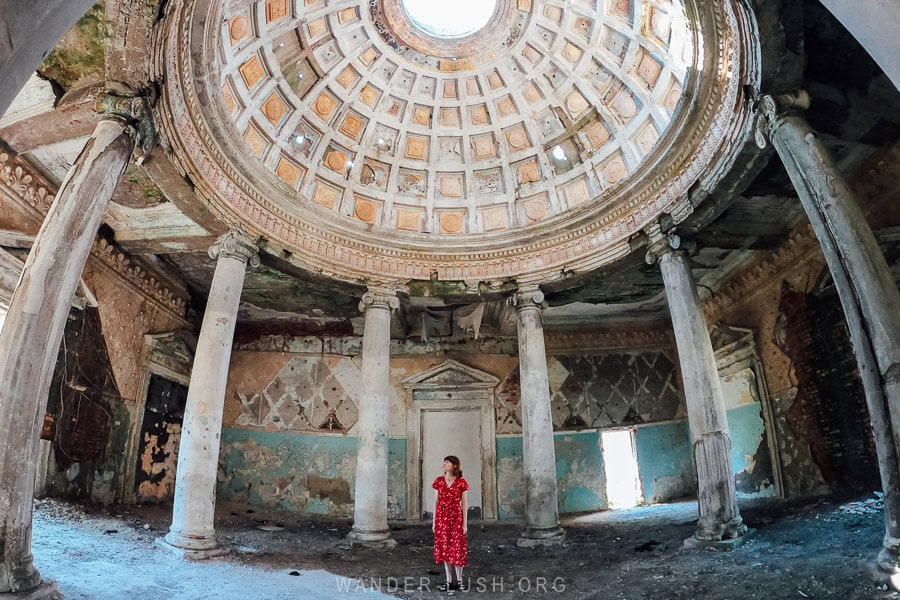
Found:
<box><xmin>444</xmin><ymin>562</ymin><xmax>453</xmax><ymax>583</ymax></box>
<box><xmin>454</xmin><ymin>565</ymin><xmax>464</xmax><ymax>580</ymax></box>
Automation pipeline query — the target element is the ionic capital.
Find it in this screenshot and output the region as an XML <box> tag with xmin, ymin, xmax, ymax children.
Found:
<box><xmin>512</xmin><ymin>284</ymin><xmax>545</xmax><ymax>313</ymax></box>
<box><xmin>208</xmin><ymin>231</ymin><xmax>260</xmax><ymax>266</ymax></box>
<box><xmin>96</xmin><ymin>93</ymin><xmax>156</xmax><ymax>152</ymax></box>
<box><xmin>644</xmin><ymin>227</ymin><xmax>687</xmax><ymax>266</ymax></box>
<box><xmin>360</xmin><ymin>287</ymin><xmax>400</xmax><ymax>313</ymax></box>
<box><xmin>754</xmin><ymin>90</ymin><xmax>810</xmax><ymax>149</ymax></box>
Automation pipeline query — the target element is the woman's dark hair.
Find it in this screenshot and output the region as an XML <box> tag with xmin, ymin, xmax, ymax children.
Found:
<box><xmin>444</xmin><ymin>455</ymin><xmax>463</xmax><ymax>477</ymax></box>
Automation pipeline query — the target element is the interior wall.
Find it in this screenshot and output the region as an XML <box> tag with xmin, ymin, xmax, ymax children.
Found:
<box><xmin>218</xmin><ymin>344</ymin><xmax>726</xmax><ymax>519</ymax></box>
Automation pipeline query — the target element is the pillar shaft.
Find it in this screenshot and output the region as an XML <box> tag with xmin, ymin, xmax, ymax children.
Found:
<box><xmin>164</xmin><ymin>232</ymin><xmax>257</xmax><ymax>553</ymax></box>
<box><xmin>658</xmin><ymin>249</ymin><xmax>746</xmax><ymax>542</ymax></box>
<box><xmin>0</xmin><ymin>118</ymin><xmax>135</xmax><ymax>595</ymax></box>
<box><xmin>349</xmin><ymin>289</ymin><xmax>398</xmax><ymax>546</ymax></box>
<box><xmin>514</xmin><ymin>287</ymin><xmax>564</xmax><ymax>544</ymax></box>
<box><xmin>760</xmin><ymin>92</ymin><xmax>900</xmax><ymax>574</ymax></box>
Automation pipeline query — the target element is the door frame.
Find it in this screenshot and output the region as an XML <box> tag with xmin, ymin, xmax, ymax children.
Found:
<box><xmin>403</xmin><ymin>360</ymin><xmax>499</xmax><ymax>522</ymax></box>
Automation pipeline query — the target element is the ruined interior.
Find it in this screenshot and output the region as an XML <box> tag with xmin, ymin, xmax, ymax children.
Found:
<box><xmin>0</xmin><ymin>0</ymin><xmax>899</xmax><ymax>598</ymax></box>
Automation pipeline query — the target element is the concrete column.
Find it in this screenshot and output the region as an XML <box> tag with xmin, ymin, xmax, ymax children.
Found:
<box><xmin>0</xmin><ymin>95</ymin><xmax>149</xmax><ymax>597</ymax></box>
<box><xmin>651</xmin><ymin>239</ymin><xmax>747</xmax><ymax>547</ymax></box>
<box><xmin>513</xmin><ymin>285</ymin><xmax>565</xmax><ymax>547</ymax></box>
<box><xmin>757</xmin><ymin>91</ymin><xmax>900</xmax><ymax>585</ymax></box>
<box><xmin>0</xmin><ymin>0</ymin><xmax>97</xmax><ymax>118</ymax></box>
<box><xmin>818</xmin><ymin>0</ymin><xmax>900</xmax><ymax>92</ymax></box>
<box><xmin>349</xmin><ymin>288</ymin><xmax>399</xmax><ymax>548</ymax></box>
<box><xmin>162</xmin><ymin>231</ymin><xmax>258</xmax><ymax>559</ymax></box>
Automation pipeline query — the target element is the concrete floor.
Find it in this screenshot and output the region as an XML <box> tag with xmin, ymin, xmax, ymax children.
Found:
<box><xmin>30</xmin><ymin>495</ymin><xmax>900</xmax><ymax>599</ymax></box>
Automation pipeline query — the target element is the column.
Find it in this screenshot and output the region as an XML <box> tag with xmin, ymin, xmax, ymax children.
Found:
<box><xmin>349</xmin><ymin>288</ymin><xmax>399</xmax><ymax>548</ymax></box>
<box><xmin>0</xmin><ymin>0</ymin><xmax>97</xmax><ymax>117</ymax></box>
<box><xmin>0</xmin><ymin>95</ymin><xmax>149</xmax><ymax>597</ymax></box>
<box><xmin>757</xmin><ymin>91</ymin><xmax>900</xmax><ymax>584</ymax></box>
<box><xmin>162</xmin><ymin>231</ymin><xmax>258</xmax><ymax>558</ymax></box>
<box><xmin>513</xmin><ymin>285</ymin><xmax>565</xmax><ymax>547</ymax></box>
<box><xmin>650</xmin><ymin>237</ymin><xmax>748</xmax><ymax>547</ymax></box>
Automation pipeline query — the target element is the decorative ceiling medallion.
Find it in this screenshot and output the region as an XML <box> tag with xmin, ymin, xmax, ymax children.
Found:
<box><xmin>228</xmin><ymin>16</ymin><xmax>250</xmax><ymax>43</ymax></box>
<box><xmin>439</xmin><ymin>212</ymin><xmax>465</xmax><ymax>234</ymax></box>
<box><xmin>354</xmin><ymin>198</ymin><xmax>378</xmax><ymax>223</ymax></box>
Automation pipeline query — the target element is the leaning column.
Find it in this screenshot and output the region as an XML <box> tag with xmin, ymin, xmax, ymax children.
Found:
<box><xmin>162</xmin><ymin>231</ymin><xmax>258</xmax><ymax>558</ymax></box>
<box><xmin>513</xmin><ymin>285</ymin><xmax>565</xmax><ymax>547</ymax></box>
<box><xmin>649</xmin><ymin>236</ymin><xmax>748</xmax><ymax>547</ymax></box>
<box><xmin>0</xmin><ymin>94</ymin><xmax>150</xmax><ymax>597</ymax></box>
<box><xmin>757</xmin><ymin>91</ymin><xmax>900</xmax><ymax>585</ymax></box>
<box><xmin>349</xmin><ymin>288</ymin><xmax>399</xmax><ymax>548</ymax></box>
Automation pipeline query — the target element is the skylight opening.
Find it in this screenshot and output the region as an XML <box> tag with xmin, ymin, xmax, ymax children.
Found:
<box><xmin>401</xmin><ymin>0</ymin><xmax>497</xmax><ymax>39</ymax></box>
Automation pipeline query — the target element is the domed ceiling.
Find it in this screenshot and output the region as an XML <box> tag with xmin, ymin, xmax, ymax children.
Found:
<box><xmin>157</xmin><ymin>0</ymin><xmax>757</xmax><ymax>284</ymax></box>
<box><xmin>219</xmin><ymin>0</ymin><xmax>689</xmax><ymax>235</ymax></box>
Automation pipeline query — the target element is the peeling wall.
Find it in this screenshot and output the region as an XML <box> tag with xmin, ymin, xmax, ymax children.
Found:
<box><xmin>721</xmin><ymin>368</ymin><xmax>777</xmax><ymax>497</ymax></box>
<box><xmin>217</xmin><ymin>429</ymin><xmax>407</xmax><ymax>519</ymax></box>
<box><xmin>221</xmin><ymin>346</ymin><xmax>692</xmax><ymax>519</ymax></box>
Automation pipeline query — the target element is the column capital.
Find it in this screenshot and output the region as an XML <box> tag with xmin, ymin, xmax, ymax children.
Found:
<box><xmin>208</xmin><ymin>231</ymin><xmax>260</xmax><ymax>266</ymax></box>
<box><xmin>512</xmin><ymin>284</ymin><xmax>545</xmax><ymax>312</ymax></box>
<box><xmin>96</xmin><ymin>92</ymin><xmax>156</xmax><ymax>152</ymax></box>
<box><xmin>754</xmin><ymin>90</ymin><xmax>810</xmax><ymax>149</ymax></box>
<box><xmin>360</xmin><ymin>287</ymin><xmax>400</xmax><ymax>312</ymax></box>
<box><xmin>644</xmin><ymin>228</ymin><xmax>690</xmax><ymax>266</ymax></box>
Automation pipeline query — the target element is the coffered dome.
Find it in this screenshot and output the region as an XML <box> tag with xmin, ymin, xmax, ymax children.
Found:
<box><xmin>157</xmin><ymin>0</ymin><xmax>758</xmax><ymax>284</ymax></box>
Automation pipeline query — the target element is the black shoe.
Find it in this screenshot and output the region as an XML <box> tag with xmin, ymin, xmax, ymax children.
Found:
<box><xmin>457</xmin><ymin>581</ymin><xmax>469</xmax><ymax>592</ymax></box>
<box><xmin>437</xmin><ymin>582</ymin><xmax>452</xmax><ymax>592</ymax></box>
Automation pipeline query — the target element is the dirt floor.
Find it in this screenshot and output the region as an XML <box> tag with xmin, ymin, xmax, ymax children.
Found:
<box><xmin>30</xmin><ymin>494</ymin><xmax>900</xmax><ymax>599</ymax></box>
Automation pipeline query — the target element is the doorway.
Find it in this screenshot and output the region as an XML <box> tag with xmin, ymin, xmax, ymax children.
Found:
<box><xmin>421</xmin><ymin>409</ymin><xmax>483</xmax><ymax>520</ymax></box>
<box><xmin>403</xmin><ymin>360</ymin><xmax>499</xmax><ymax>521</ymax></box>
<box><xmin>602</xmin><ymin>428</ymin><xmax>642</xmax><ymax>508</ymax></box>
<box><xmin>135</xmin><ymin>374</ymin><xmax>188</xmax><ymax>502</ymax></box>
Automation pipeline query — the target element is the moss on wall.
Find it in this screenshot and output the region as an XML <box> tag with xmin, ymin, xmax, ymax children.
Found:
<box><xmin>38</xmin><ymin>2</ymin><xmax>109</xmax><ymax>90</ymax></box>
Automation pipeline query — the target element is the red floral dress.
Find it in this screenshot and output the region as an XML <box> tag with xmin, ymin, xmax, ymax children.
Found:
<box><xmin>432</xmin><ymin>476</ymin><xmax>469</xmax><ymax>566</ymax></box>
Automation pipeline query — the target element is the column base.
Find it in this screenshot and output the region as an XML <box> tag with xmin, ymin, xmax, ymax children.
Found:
<box><xmin>517</xmin><ymin>525</ymin><xmax>565</xmax><ymax>548</ymax></box>
<box><xmin>866</xmin><ymin>543</ymin><xmax>900</xmax><ymax>592</ymax></box>
<box><xmin>346</xmin><ymin>528</ymin><xmax>397</xmax><ymax>549</ymax></box>
<box><xmin>684</xmin><ymin>528</ymin><xmax>752</xmax><ymax>551</ymax></box>
<box><xmin>0</xmin><ymin>581</ymin><xmax>62</xmax><ymax>600</ymax></box>
<box><xmin>157</xmin><ymin>537</ymin><xmax>230</xmax><ymax>561</ymax></box>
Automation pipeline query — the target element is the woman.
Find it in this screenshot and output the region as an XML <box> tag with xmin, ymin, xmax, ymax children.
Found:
<box><xmin>432</xmin><ymin>455</ymin><xmax>469</xmax><ymax>592</ymax></box>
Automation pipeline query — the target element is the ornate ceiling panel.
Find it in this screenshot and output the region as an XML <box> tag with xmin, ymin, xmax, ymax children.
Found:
<box><xmin>156</xmin><ymin>0</ymin><xmax>759</xmax><ymax>284</ymax></box>
<box><xmin>218</xmin><ymin>0</ymin><xmax>691</xmax><ymax>235</ymax></box>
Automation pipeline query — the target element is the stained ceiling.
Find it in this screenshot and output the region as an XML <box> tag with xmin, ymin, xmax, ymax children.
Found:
<box><xmin>1</xmin><ymin>0</ymin><xmax>899</xmax><ymax>337</ymax></box>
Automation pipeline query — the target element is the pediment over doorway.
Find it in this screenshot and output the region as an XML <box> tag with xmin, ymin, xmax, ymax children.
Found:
<box><xmin>402</xmin><ymin>359</ymin><xmax>499</xmax><ymax>389</ymax></box>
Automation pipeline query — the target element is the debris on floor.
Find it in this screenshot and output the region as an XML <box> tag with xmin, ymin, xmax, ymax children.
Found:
<box><xmin>839</xmin><ymin>492</ymin><xmax>885</xmax><ymax>515</ymax></box>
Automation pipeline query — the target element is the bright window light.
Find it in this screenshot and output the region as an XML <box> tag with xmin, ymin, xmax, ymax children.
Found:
<box><xmin>552</xmin><ymin>145</ymin><xmax>567</xmax><ymax>160</ymax></box>
<box><xmin>401</xmin><ymin>0</ymin><xmax>497</xmax><ymax>38</ymax></box>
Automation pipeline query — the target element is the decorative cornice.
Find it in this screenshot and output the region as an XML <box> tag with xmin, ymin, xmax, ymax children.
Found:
<box><xmin>544</xmin><ymin>329</ymin><xmax>675</xmax><ymax>354</ymax></box>
<box><xmin>0</xmin><ymin>150</ymin><xmax>190</xmax><ymax>320</ymax></box>
<box><xmin>0</xmin><ymin>152</ymin><xmax>54</xmax><ymax>214</ymax></box>
<box><xmin>92</xmin><ymin>238</ymin><xmax>189</xmax><ymax>316</ymax></box>
<box><xmin>359</xmin><ymin>287</ymin><xmax>400</xmax><ymax>312</ymax></box>
<box><xmin>208</xmin><ymin>230</ymin><xmax>260</xmax><ymax>266</ymax></box>
<box><xmin>754</xmin><ymin>91</ymin><xmax>811</xmax><ymax>149</ymax></box>
<box><xmin>702</xmin><ymin>224</ymin><xmax>821</xmax><ymax>321</ymax></box>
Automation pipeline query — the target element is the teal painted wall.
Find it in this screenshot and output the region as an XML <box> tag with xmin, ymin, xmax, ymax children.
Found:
<box><xmin>634</xmin><ymin>420</ymin><xmax>696</xmax><ymax>504</ymax></box>
<box><xmin>727</xmin><ymin>404</ymin><xmax>776</xmax><ymax>498</ymax></box>
<box><xmin>496</xmin><ymin>432</ymin><xmax>607</xmax><ymax>518</ymax></box>
<box><xmin>218</xmin><ymin>428</ymin><xmax>407</xmax><ymax>519</ymax></box>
